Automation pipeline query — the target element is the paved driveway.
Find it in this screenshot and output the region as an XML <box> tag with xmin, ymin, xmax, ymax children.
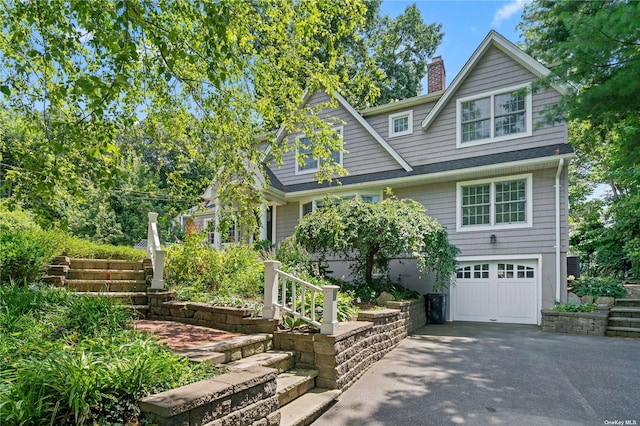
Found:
<box><xmin>314</xmin><ymin>323</ymin><xmax>640</xmax><ymax>426</ymax></box>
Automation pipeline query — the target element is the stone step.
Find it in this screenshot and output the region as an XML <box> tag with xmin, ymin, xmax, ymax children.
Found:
<box><xmin>607</xmin><ymin>316</ymin><xmax>640</xmax><ymax>328</ymax></box>
<box><xmin>69</xmin><ymin>258</ymin><xmax>144</xmax><ymax>271</ymax></box>
<box><xmin>68</xmin><ymin>269</ymin><xmax>145</xmax><ymax>280</ymax></box>
<box><xmin>226</xmin><ymin>351</ymin><xmax>295</xmax><ymax>374</ymax></box>
<box><xmin>614</xmin><ymin>298</ymin><xmax>640</xmax><ymax>308</ymax></box>
<box><xmin>65</xmin><ymin>279</ymin><xmax>147</xmax><ymax>292</ymax></box>
<box><xmin>624</xmin><ymin>284</ymin><xmax>640</xmax><ymax>298</ymax></box>
<box><xmin>81</xmin><ymin>291</ymin><xmax>148</xmax><ymax>305</ymax></box>
<box><xmin>609</xmin><ymin>307</ymin><xmax>640</xmax><ymax>318</ymax></box>
<box><xmin>278</xmin><ymin>387</ymin><xmax>341</xmax><ymax>426</ymax></box>
<box><xmin>277</xmin><ymin>369</ymin><xmax>318</xmax><ymax>408</ymax></box>
<box><xmin>175</xmin><ymin>333</ymin><xmax>273</xmax><ymax>364</ymax></box>
<box><xmin>605</xmin><ymin>326</ymin><xmax>640</xmax><ymax>338</ymax></box>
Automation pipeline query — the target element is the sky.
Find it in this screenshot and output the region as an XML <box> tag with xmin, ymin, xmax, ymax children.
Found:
<box><xmin>380</xmin><ymin>0</ymin><xmax>528</xmax><ymax>89</ymax></box>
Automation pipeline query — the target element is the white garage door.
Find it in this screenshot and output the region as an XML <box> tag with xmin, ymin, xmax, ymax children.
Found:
<box><xmin>453</xmin><ymin>260</ymin><xmax>538</xmax><ymax>324</ymax></box>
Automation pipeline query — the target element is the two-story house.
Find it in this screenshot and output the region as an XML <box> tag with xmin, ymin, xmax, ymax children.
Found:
<box><xmin>195</xmin><ymin>31</ymin><xmax>573</xmax><ymax>325</ymax></box>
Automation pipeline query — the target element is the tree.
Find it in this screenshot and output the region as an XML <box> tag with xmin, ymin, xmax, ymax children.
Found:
<box><xmin>520</xmin><ymin>0</ymin><xmax>640</xmax><ymax>277</ymax></box>
<box><xmin>294</xmin><ymin>196</ymin><xmax>459</xmax><ymax>288</ymax></box>
<box><xmin>0</xmin><ymin>0</ymin><xmax>371</xmax><ymax>230</ymax></box>
<box><xmin>337</xmin><ymin>2</ymin><xmax>443</xmax><ymax>108</ymax></box>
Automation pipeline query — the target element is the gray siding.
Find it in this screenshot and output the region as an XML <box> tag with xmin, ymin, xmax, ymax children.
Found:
<box><xmin>365</xmin><ymin>45</ymin><xmax>567</xmax><ymax>167</ymax></box>
<box><xmin>275</xmin><ymin>202</ymin><xmax>299</xmax><ymax>244</ymax></box>
<box><xmin>391</xmin><ymin>166</ymin><xmax>569</xmax><ymax>256</ymax></box>
<box><xmin>268</xmin><ymin>92</ymin><xmax>402</xmax><ymax>187</ymax></box>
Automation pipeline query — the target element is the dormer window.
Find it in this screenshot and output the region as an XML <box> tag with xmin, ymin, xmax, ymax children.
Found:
<box><xmin>389</xmin><ymin>110</ymin><xmax>413</xmax><ymax>138</ymax></box>
<box><xmin>456</xmin><ymin>84</ymin><xmax>532</xmax><ymax>147</ymax></box>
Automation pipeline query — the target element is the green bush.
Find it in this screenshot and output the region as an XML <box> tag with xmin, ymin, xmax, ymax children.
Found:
<box><xmin>570</xmin><ymin>276</ymin><xmax>627</xmax><ymax>299</ymax></box>
<box><xmin>0</xmin><ymin>208</ymin><xmax>144</xmax><ymax>285</ymax></box>
<box><xmin>553</xmin><ymin>302</ymin><xmax>597</xmax><ymax>313</ymax></box>
<box><xmin>165</xmin><ymin>233</ymin><xmax>264</xmax><ymax>300</ymax></box>
<box><xmin>0</xmin><ymin>285</ymin><xmax>219</xmax><ymax>425</ymax></box>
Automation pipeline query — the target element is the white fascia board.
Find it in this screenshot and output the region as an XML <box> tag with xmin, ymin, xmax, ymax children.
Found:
<box><xmin>282</xmin><ymin>152</ymin><xmax>575</xmax><ymax>200</ymax></box>
<box><xmin>334</xmin><ymin>92</ymin><xmax>413</xmax><ymax>172</ymax></box>
<box><xmin>422</xmin><ymin>30</ymin><xmax>561</xmax><ymax>131</ymax></box>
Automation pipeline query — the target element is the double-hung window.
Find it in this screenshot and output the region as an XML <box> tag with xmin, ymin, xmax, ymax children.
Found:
<box><xmin>389</xmin><ymin>110</ymin><xmax>413</xmax><ymax>138</ymax></box>
<box><xmin>300</xmin><ymin>192</ymin><xmax>382</xmax><ymax>218</ymax></box>
<box><xmin>457</xmin><ymin>84</ymin><xmax>532</xmax><ymax>147</ymax></box>
<box><xmin>295</xmin><ymin>126</ymin><xmax>343</xmax><ymax>174</ymax></box>
<box><xmin>457</xmin><ymin>174</ymin><xmax>532</xmax><ymax>231</ymax></box>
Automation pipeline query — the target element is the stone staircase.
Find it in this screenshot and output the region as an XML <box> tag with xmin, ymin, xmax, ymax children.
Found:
<box><xmin>142</xmin><ymin>333</ymin><xmax>341</xmax><ymax>426</ymax></box>
<box><xmin>45</xmin><ymin>256</ymin><xmax>150</xmax><ymax>317</ymax></box>
<box><xmin>606</xmin><ymin>298</ymin><xmax>640</xmax><ymax>338</ymax></box>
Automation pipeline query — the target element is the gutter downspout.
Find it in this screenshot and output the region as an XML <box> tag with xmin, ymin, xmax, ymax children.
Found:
<box><xmin>555</xmin><ymin>158</ymin><xmax>565</xmax><ymax>303</ymax></box>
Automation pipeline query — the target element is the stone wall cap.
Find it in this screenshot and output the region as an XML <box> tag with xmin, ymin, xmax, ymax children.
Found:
<box><xmin>541</xmin><ymin>309</ymin><xmax>608</xmax><ymax>319</ymax></box>
<box><xmin>386</xmin><ymin>299</ymin><xmax>421</xmax><ymax>308</ymax></box>
<box><xmin>357</xmin><ymin>308</ymin><xmax>400</xmax><ymax>320</ymax></box>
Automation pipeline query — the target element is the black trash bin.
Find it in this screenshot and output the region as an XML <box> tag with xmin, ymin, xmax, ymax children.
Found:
<box><xmin>425</xmin><ymin>293</ymin><xmax>447</xmax><ymax>324</ymax></box>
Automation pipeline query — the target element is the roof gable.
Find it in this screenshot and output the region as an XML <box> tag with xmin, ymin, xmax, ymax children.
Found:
<box><xmin>421</xmin><ymin>30</ymin><xmax>561</xmax><ymax>130</ymax></box>
<box><xmin>268</xmin><ymin>89</ymin><xmax>413</xmax><ymax>172</ymax></box>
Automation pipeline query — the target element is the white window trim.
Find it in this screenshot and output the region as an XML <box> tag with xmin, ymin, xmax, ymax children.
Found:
<box><xmin>299</xmin><ymin>189</ymin><xmax>383</xmax><ymax>220</ymax></box>
<box><xmin>456</xmin><ymin>173</ymin><xmax>533</xmax><ymax>232</ymax></box>
<box><xmin>456</xmin><ymin>83</ymin><xmax>533</xmax><ymax>148</ymax></box>
<box><xmin>295</xmin><ymin>126</ymin><xmax>344</xmax><ymax>175</ymax></box>
<box><xmin>388</xmin><ymin>110</ymin><xmax>413</xmax><ymax>138</ymax></box>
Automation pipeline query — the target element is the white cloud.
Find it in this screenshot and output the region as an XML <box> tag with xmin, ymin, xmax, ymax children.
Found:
<box><xmin>492</xmin><ymin>0</ymin><xmax>529</xmax><ymax>28</ymax></box>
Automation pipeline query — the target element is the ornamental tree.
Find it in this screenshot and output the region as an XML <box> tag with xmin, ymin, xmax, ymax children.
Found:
<box><xmin>294</xmin><ymin>196</ymin><xmax>459</xmax><ymax>289</ymax></box>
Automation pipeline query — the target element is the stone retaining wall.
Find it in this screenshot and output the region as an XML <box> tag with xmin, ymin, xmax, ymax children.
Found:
<box><xmin>147</xmin><ymin>291</ymin><xmax>279</xmax><ymax>334</ymax></box>
<box><xmin>387</xmin><ymin>298</ymin><xmax>426</xmax><ymax>333</ymax></box>
<box><xmin>273</xmin><ymin>300</ymin><xmax>425</xmax><ymax>391</ymax></box>
<box><xmin>139</xmin><ymin>366</ymin><xmax>280</xmax><ymax>426</ymax></box>
<box><xmin>541</xmin><ymin>309</ymin><xmax>609</xmax><ymax>336</ymax></box>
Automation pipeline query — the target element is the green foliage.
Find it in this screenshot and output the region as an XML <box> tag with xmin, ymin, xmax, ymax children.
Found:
<box><xmin>553</xmin><ymin>302</ymin><xmax>596</xmax><ymax>313</ymax></box>
<box><xmin>0</xmin><ymin>206</ymin><xmax>145</xmax><ymax>284</ymax></box>
<box><xmin>334</xmin><ymin>1</ymin><xmax>443</xmax><ymax>108</ymax></box>
<box><xmin>294</xmin><ymin>196</ymin><xmax>459</xmax><ymax>289</ymax></box>
<box><xmin>165</xmin><ymin>235</ymin><xmax>264</xmax><ymax>300</ymax></box>
<box><xmin>0</xmin><ymin>285</ymin><xmax>219</xmax><ymax>425</ymax></box>
<box><xmin>521</xmin><ymin>1</ymin><xmax>640</xmax><ymax>278</ymax></box>
<box><xmin>0</xmin><ymin>0</ymin><xmax>377</xmax><ymax>240</ymax></box>
<box><xmin>276</xmin><ymin>236</ymin><xmax>313</xmax><ymax>275</ymax></box>
<box><xmin>570</xmin><ymin>277</ymin><xmax>627</xmax><ymax>299</ymax></box>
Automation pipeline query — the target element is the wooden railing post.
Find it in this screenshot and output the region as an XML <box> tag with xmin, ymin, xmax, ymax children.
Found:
<box><xmin>321</xmin><ymin>285</ymin><xmax>340</xmax><ymax>335</ymax></box>
<box><xmin>262</xmin><ymin>260</ymin><xmax>281</xmax><ymax>319</ymax></box>
<box><xmin>147</xmin><ymin>212</ymin><xmax>165</xmax><ymax>290</ymax></box>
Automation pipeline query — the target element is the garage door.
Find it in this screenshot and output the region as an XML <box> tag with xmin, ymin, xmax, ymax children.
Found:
<box><xmin>453</xmin><ymin>260</ymin><xmax>538</xmax><ymax>324</ymax></box>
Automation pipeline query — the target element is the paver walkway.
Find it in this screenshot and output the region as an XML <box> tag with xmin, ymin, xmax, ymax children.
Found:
<box><xmin>134</xmin><ymin>320</ymin><xmax>240</xmax><ymax>350</ymax></box>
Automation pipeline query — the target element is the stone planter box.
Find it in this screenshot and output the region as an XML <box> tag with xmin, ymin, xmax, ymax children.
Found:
<box><xmin>541</xmin><ymin>309</ymin><xmax>609</xmax><ymax>336</ymax></box>
<box><xmin>147</xmin><ymin>291</ymin><xmax>279</xmax><ymax>334</ymax></box>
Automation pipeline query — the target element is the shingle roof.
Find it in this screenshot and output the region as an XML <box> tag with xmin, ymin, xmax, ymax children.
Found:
<box><xmin>266</xmin><ymin>144</ymin><xmax>574</xmax><ymax>194</ymax></box>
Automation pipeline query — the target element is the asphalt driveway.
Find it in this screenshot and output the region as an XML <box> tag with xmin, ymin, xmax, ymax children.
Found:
<box><xmin>314</xmin><ymin>323</ymin><xmax>640</xmax><ymax>426</ymax></box>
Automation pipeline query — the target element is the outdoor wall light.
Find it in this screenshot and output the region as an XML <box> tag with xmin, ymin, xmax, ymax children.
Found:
<box><xmin>490</xmin><ymin>234</ymin><xmax>497</xmax><ymax>244</ymax></box>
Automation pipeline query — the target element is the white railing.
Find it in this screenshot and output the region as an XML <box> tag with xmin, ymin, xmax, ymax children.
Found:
<box><xmin>147</xmin><ymin>212</ymin><xmax>166</xmax><ymax>290</ymax></box>
<box><xmin>262</xmin><ymin>260</ymin><xmax>339</xmax><ymax>335</ymax></box>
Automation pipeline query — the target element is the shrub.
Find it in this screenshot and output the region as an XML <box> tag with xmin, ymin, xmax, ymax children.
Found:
<box><xmin>553</xmin><ymin>302</ymin><xmax>597</xmax><ymax>313</ymax></box>
<box><xmin>165</xmin><ymin>234</ymin><xmax>264</xmax><ymax>300</ymax></box>
<box><xmin>0</xmin><ymin>285</ymin><xmax>219</xmax><ymax>425</ymax></box>
<box><xmin>570</xmin><ymin>276</ymin><xmax>627</xmax><ymax>299</ymax></box>
<box><xmin>0</xmin><ymin>207</ymin><xmax>144</xmax><ymax>285</ymax></box>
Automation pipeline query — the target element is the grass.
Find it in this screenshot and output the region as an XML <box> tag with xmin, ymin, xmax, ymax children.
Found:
<box><xmin>0</xmin><ymin>284</ymin><xmax>220</xmax><ymax>425</ymax></box>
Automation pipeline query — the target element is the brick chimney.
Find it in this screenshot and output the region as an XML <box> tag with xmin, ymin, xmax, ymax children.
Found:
<box><xmin>427</xmin><ymin>56</ymin><xmax>446</xmax><ymax>93</ymax></box>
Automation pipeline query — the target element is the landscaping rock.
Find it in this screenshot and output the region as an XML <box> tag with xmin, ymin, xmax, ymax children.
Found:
<box><xmin>581</xmin><ymin>295</ymin><xmax>594</xmax><ymax>304</ymax></box>
<box><xmin>567</xmin><ymin>292</ymin><xmax>581</xmax><ymax>304</ymax></box>
<box><xmin>595</xmin><ymin>296</ymin><xmax>615</xmax><ymax>307</ymax></box>
<box><xmin>376</xmin><ymin>292</ymin><xmax>395</xmax><ymax>307</ymax></box>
